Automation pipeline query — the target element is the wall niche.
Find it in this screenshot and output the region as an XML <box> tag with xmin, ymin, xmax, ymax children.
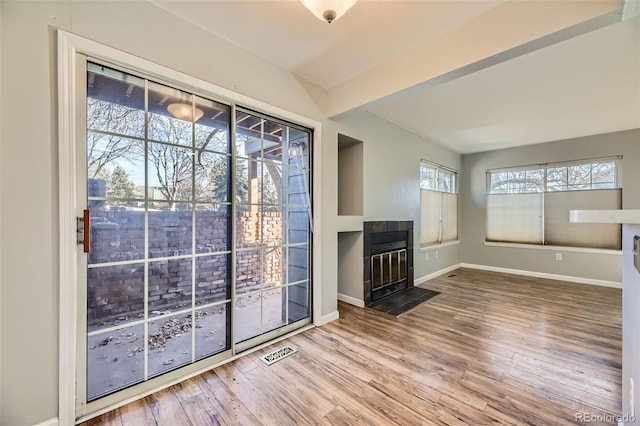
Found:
<box><xmin>338</xmin><ymin>133</ymin><xmax>363</xmax><ymax>217</ymax></box>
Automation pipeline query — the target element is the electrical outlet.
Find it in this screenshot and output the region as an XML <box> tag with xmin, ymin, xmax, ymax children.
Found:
<box><xmin>555</xmin><ymin>253</ymin><xmax>562</xmax><ymax>261</ymax></box>
<box><xmin>435</xmin><ymin>251</ymin><xmax>439</xmax><ymax>258</ymax></box>
<box><xmin>425</xmin><ymin>253</ymin><xmax>429</xmax><ymax>261</ymax></box>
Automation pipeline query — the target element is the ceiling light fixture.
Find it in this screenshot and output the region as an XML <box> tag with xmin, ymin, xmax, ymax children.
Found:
<box><xmin>288</xmin><ymin>141</ymin><xmax>306</xmax><ymax>157</ymax></box>
<box><xmin>167</xmin><ymin>102</ymin><xmax>204</xmax><ymax>122</ymax></box>
<box><xmin>300</xmin><ymin>0</ymin><xmax>358</xmax><ymax>23</ymax></box>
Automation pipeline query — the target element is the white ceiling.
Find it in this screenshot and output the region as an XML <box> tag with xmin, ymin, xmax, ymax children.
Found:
<box><xmin>371</xmin><ymin>15</ymin><xmax>640</xmax><ymax>153</ymax></box>
<box><xmin>152</xmin><ymin>0</ymin><xmax>504</xmax><ymax>89</ymax></box>
<box><xmin>151</xmin><ymin>0</ymin><xmax>639</xmax><ymax>154</ymax></box>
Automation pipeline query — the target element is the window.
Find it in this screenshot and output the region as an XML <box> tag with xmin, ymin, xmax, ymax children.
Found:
<box><xmin>420</xmin><ymin>161</ymin><xmax>458</xmax><ymax>246</ymax></box>
<box><xmin>83</xmin><ymin>61</ymin><xmax>313</xmax><ymax>403</ymax></box>
<box><xmin>486</xmin><ymin>158</ymin><xmax>622</xmax><ymax>249</ymax></box>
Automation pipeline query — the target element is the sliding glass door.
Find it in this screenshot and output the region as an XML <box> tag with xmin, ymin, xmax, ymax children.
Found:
<box><xmin>233</xmin><ymin>110</ymin><xmax>312</xmax><ymax>350</ymax></box>
<box><xmin>78</xmin><ymin>59</ymin><xmax>312</xmax><ymax>412</ymax></box>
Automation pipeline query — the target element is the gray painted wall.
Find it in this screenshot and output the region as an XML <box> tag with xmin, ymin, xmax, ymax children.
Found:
<box><xmin>0</xmin><ymin>4</ymin><xmax>3</xmax><ymax>422</ymax></box>
<box><xmin>319</xmin><ymin>120</ymin><xmax>340</xmax><ymax>320</ymax></box>
<box><xmin>1</xmin><ymin>4</ymin><xmax>60</xmax><ymax>425</ymax></box>
<box><xmin>338</xmin><ymin>139</ymin><xmax>363</xmax><ymax>216</ymax></box>
<box><xmin>460</xmin><ymin>129</ymin><xmax>640</xmax><ymax>282</ymax></box>
<box><xmin>337</xmin><ymin>232</ymin><xmax>364</xmax><ymax>300</ymax></box>
<box><xmin>0</xmin><ymin>2</ymin><xmax>339</xmax><ymax>424</ymax></box>
<box><xmin>335</xmin><ymin>112</ymin><xmax>462</xmax><ymax>282</ymax></box>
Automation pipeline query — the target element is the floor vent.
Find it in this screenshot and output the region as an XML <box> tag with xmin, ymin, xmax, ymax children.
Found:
<box><xmin>260</xmin><ymin>345</ymin><xmax>298</xmax><ymax>366</ymax></box>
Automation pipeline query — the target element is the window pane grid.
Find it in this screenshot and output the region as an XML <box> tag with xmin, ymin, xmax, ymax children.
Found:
<box><xmin>420</xmin><ymin>164</ymin><xmax>437</xmax><ymax>190</ymax></box>
<box><xmin>486</xmin><ymin>158</ymin><xmax>621</xmax><ymax>250</ymax></box>
<box><xmin>86</xmin><ymin>61</ymin><xmax>311</xmax><ymax>402</ymax></box>
<box><xmin>420</xmin><ymin>161</ymin><xmax>458</xmax><ymax>246</ymax></box>
<box><xmin>233</xmin><ymin>110</ymin><xmax>311</xmax><ymax>344</ymax></box>
<box><xmin>490</xmin><ymin>160</ymin><xmax>618</xmax><ymax>194</ymax></box>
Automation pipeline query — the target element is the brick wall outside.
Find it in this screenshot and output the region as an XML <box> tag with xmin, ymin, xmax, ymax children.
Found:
<box><xmin>87</xmin><ymin>209</ymin><xmax>284</xmax><ymax>326</ymax></box>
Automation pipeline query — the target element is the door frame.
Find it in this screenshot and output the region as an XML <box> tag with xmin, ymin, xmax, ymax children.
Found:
<box><xmin>58</xmin><ymin>29</ymin><xmax>323</xmax><ymax>424</ymax></box>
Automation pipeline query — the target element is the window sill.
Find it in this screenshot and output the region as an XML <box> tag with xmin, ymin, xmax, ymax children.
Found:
<box><xmin>420</xmin><ymin>240</ymin><xmax>460</xmax><ymax>252</ymax></box>
<box><xmin>483</xmin><ymin>241</ymin><xmax>622</xmax><ymax>256</ymax></box>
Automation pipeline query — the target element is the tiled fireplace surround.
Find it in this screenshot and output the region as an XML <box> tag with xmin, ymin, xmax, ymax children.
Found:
<box><xmin>363</xmin><ymin>221</ymin><xmax>414</xmax><ymax>306</ymax></box>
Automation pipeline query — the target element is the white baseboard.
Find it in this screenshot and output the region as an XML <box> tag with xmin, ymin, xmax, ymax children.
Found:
<box><xmin>315</xmin><ymin>310</ymin><xmax>339</xmax><ymax>326</ymax></box>
<box><xmin>33</xmin><ymin>418</ymin><xmax>59</xmax><ymax>426</ymax></box>
<box><xmin>337</xmin><ymin>293</ymin><xmax>365</xmax><ymax>308</ymax></box>
<box><xmin>415</xmin><ymin>263</ymin><xmax>463</xmax><ymax>285</ymax></box>
<box><xmin>460</xmin><ymin>263</ymin><xmax>622</xmax><ymax>289</ymax></box>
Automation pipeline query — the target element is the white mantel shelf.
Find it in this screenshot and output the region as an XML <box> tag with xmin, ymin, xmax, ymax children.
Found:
<box><xmin>570</xmin><ymin>210</ymin><xmax>640</xmax><ymax>224</ymax></box>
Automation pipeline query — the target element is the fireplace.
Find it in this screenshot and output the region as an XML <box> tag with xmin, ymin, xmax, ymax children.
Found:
<box><xmin>363</xmin><ymin>221</ymin><xmax>414</xmax><ymax>305</ymax></box>
<box><xmin>371</xmin><ymin>248</ymin><xmax>407</xmax><ymax>300</ymax></box>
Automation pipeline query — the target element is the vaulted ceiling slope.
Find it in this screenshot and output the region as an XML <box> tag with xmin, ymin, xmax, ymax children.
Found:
<box><xmin>151</xmin><ymin>0</ymin><xmax>639</xmax><ymax>153</ymax></box>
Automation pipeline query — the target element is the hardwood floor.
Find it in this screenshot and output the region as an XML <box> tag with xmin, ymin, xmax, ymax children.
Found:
<box><xmin>82</xmin><ymin>268</ymin><xmax>622</xmax><ymax>425</ymax></box>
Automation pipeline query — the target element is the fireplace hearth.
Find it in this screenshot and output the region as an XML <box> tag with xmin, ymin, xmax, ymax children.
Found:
<box><xmin>363</xmin><ymin>221</ymin><xmax>414</xmax><ymax>305</ymax></box>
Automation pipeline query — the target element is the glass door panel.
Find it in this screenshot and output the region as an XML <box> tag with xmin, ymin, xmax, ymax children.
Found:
<box><xmin>81</xmin><ymin>60</ymin><xmax>311</xmax><ymax>409</ymax></box>
<box><xmin>233</xmin><ymin>110</ymin><xmax>312</xmax><ymax>345</ymax></box>
<box><xmin>85</xmin><ymin>61</ymin><xmax>232</xmax><ymax>401</ymax></box>
<box><xmin>288</xmin><ymin>281</ymin><xmax>310</xmax><ymax>323</ymax></box>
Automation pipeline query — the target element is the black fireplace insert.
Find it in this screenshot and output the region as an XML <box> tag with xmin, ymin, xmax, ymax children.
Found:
<box><xmin>363</xmin><ymin>221</ymin><xmax>414</xmax><ymax>305</ymax></box>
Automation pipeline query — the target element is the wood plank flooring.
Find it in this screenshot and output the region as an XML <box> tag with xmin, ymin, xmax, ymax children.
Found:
<box><xmin>82</xmin><ymin>268</ymin><xmax>622</xmax><ymax>425</ymax></box>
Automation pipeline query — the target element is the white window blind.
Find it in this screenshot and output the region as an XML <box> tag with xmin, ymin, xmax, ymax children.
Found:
<box><xmin>486</xmin><ymin>157</ymin><xmax>622</xmax><ymax>250</ymax></box>
<box><xmin>420</xmin><ymin>160</ymin><xmax>458</xmax><ymax>246</ymax></box>
<box><xmin>486</xmin><ymin>193</ymin><xmax>542</xmax><ymax>244</ymax></box>
<box><xmin>544</xmin><ymin>189</ymin><xmax>621</xmax><ymax>249</ymax></box>
<box><xmin>442</xmin><ymin>193</ymin><xmax>458</xmax><ymax>242</ymax></box>
<box><xmin>421</xmin><ymin>189</ymin><xmax>441</xmax><ymax>245</ymax></box>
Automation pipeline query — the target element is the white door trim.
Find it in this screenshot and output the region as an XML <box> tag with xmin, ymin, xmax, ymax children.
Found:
<box><xmin>57</xmin><ymin>29</ymin><xmax>323</xmax><ymax>423</ymax></box>
<box><xmin>57</xmin><ymin>30</ymin><xmax>80</xmax><ymax>426</ymax></box>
